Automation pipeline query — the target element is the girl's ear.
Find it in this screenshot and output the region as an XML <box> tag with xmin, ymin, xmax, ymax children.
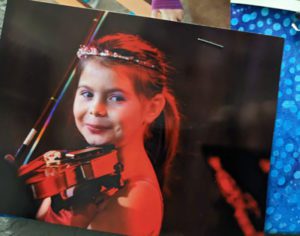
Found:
<box><xmin>144</xmin><ymin>94</ymin><xmax>166</xmax><ymax>124</ymax></box>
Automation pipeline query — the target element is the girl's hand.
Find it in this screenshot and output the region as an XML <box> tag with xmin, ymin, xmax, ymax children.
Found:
<box><xmin>151</xmin><ymin>9</ymin><xmax>184</xmax><ymax>22</ymax></box>
<box><xmin>36</xmin><ymin>197</ymin><xmax>51</xmax><ymax>220</ymax></box>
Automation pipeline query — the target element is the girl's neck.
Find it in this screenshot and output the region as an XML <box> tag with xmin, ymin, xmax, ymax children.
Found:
<box><xmin>117</xmin><ymin>137</ymin><xmax>154</xmax><ymax>181</ymax></box>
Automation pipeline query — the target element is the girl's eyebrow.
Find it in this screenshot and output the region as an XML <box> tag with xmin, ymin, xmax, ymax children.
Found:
<box><xmin>106</xmin><ymin>88</ymin><xmax>127</xmax><ymax>94</ymax></box>
<box><xmin>77</xmin><ymin>85</ymin><xmax>92</xmax><ymax>90</ymax></box>
<box><xmin>77</xmin><ymin>85</ymin><xmax>130</xmax><ymax>95</ymax></box>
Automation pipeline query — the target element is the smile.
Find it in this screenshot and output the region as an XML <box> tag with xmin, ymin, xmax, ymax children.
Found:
<box><xmin>85</xmin><ymin>124</ymin><xmax>112</xmax><ymax>134</ymax></box>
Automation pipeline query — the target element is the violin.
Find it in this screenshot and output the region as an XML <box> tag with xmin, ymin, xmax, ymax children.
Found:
<box><xmin>18</xmin><ymin>145</ymin><xmax>124</xmax><ymax>200</ymax></box>
<box><xmin>10</xmin><ymin>12</ymin><xmax>113</xmax><ymax>212</ymax></box>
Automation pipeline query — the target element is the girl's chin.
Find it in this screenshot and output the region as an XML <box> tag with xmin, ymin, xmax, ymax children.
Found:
<box><xmin>83</xmin><ymin>133</ymin><xmax>123</xmax><ymax>147</ymax></box>
<box><xmin>85</xmin><ymin>137</ymin><xmax>119</xmax><ymax>147</ymax></box>
<box><xmin>87</xmin><ymin>140</ymin><xmax>111</xmax><ymax>146</ymax></box>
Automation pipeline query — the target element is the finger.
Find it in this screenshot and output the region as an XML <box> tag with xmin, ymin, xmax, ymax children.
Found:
<box><xmin>177</xmin><ymin>11</ymin><xmax>184</xmax><ymax>22</ymax></box>
<box><xmin>160</xmin><ymin>10</ymin><xmax>183</xmax><ymax>21</ymax></box>
<box><xmin>160</xmin><ymin>11</ymin><xmax>171</xmax><ymax>21</ymax></box>
<box><xmin>36</xmin><ymin>197</ymin><xmax>52</xmax><ymax>220</ymax></box>
<box><xmin>168</xmin><ymin>14</ymin><xmax>179</xmax><ymax>22</ymax></box>
<box><xmin>151</xmin><ymin>10</ymin><xmax>160</xmax><ymax>19</ymax></box>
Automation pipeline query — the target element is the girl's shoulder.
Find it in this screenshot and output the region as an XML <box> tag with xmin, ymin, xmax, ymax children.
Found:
<box><xmin>104</xmin><ymin>175</ymin><xmax>163</xmax><ymax>214</ymax></box>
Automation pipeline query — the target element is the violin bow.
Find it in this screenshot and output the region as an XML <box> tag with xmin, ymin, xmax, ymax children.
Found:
<box><xmin>15</xmin><ymin>11</ymin><xmax>109</xmax><ymax>166</ymax></box>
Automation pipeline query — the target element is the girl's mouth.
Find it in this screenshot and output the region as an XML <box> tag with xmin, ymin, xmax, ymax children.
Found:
<box><xmin>85</xmin><ymin>124</ymin><xmax>112</xmax><ymax>134</ymax></box>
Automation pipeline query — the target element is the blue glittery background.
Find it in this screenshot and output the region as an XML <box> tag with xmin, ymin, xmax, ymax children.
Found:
<box><xmin>231</xmin><ymin>4</ymin><xmax>300</xmax><ymax>234</ymax></box>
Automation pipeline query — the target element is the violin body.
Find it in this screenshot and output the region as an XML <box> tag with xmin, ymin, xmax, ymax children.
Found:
<box><xmin>18</xmin><ymin>145</ymin><xmax>123</xmax><ymax>200</ymax></box>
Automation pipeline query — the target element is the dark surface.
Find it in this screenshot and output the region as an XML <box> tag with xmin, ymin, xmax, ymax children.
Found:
<box><xmin>0</xmin><ymin>217</ymin><xmax>118</xmax><ymax>236</ymax></box>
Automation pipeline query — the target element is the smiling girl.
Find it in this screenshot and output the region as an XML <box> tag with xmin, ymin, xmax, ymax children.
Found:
<box><xmin>37</xmin><ymin>33</ymin><xmax>180</xmax><ymax>235</ymax></box>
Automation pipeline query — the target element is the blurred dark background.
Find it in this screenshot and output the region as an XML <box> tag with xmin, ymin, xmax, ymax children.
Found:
<box><xmin>0</xmin><ymin>0</ymin><xmax>283</xmax><ymax>235</ymax></box>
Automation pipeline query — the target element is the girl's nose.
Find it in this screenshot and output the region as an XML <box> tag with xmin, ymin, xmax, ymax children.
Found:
<box><xmin>89</xmin><ymin>101</ymin><xmax>107</xmax><ymax>117</ymax></box>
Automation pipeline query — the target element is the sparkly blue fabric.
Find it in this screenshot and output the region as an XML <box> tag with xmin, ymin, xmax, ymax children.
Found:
<box><xmin>231</xmin><ymin>4</ymin><xmax>300</xmax><ymax>234</ymax></box>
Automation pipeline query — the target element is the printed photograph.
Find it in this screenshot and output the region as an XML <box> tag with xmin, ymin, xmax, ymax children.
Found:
<box><xmin>0</xmin><ymin>0</ymin><xmax>283</xmax><ymax>235</ymax></box>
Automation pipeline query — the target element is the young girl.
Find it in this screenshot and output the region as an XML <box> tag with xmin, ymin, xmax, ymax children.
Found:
<box><xmin>36</xmin><ymin>33</ymin><xmax>180</xmax><ymax>235</ymax></box>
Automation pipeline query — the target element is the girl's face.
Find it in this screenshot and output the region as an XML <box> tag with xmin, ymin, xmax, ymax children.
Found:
<box><xmin>73</xmin><ymin>60</ymin><xmax>150</xmax><ymax>147</ymax></box>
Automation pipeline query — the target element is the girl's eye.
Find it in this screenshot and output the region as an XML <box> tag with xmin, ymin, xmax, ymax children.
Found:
<box><xmin>107</xmin><ymin>94</ymin><xmax>126</xmax><ymax>102</ymax></box>
<box><xmin>80</xmin><ymin>90</ymin><xmax>93</xmax><ymax>98</ymax></box>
